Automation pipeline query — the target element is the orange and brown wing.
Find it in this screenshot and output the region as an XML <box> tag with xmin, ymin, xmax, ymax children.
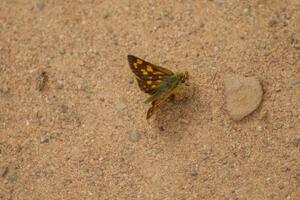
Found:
<box><xmin>128</xmin><ymin>55</ymin><xmax>174</xmax><ymax>94</ymax></box>
<box><xmin>128</xmin><ymin>55</ymin><xmax>174</xmax><ymax>81</ymax></box>
<box><xmin>136</xmin><ymin>78</ymin><xmax>164</xmax><ymax>94</ymax></box>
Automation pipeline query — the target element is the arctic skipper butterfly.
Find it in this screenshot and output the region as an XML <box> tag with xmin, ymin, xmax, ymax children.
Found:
<box><xmin>128</xmin><ymin>55</ymin><xmax>189</xmax><ymax>119</ymax></box>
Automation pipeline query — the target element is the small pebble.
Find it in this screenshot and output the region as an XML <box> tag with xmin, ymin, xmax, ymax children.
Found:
<box><xmin>86</xmin><ymin>176</ymin><xmax>95</xmax><ymax>187</ymax></box>
<box><xmin>256</xmin><ymin>125</ymin><xmax>263</xmax><ymax>131</ymax></box>
<box><xmin>40</xmin><ymin>134</ymin><xmax>50</xmax><ymax>143</ymax></box>
<box><xmin>288</xmin><ymin>34</ymin><xmax>296</xmax><ymax>44</ymax></box>
<box><xmin>8</xmin><ymin>172</ymin><xmax>17</xmax><ymax>182</ymax></box>
<box><xmin>243</xmin><ymin>7</ymin><xmax>250</xmax><ymax>14</ymax></box>
<box><xmin>59</xmin><ymin>48</ymin><xmax>66</xmax><ymax>55</ymax></box>
<box><xmin>128</xmin><ymin>131</ymin><xmax>141</xmax><ymax>143</ymax></box>
<box><xmin>179</xmin><ymin>119</ymin><xmax>189</xmax><ymax>124</ymax></box>
<box><xmin>59</xmin><ymin>104</ymin><xmax>68</xmax><ymax>113</ymax></box>
<box><xmin>268</xmin><ymin>19</ymin><xmax>277</xmax><ymax>27</ymax></box>
<box><xmin>202</xmin><ymin>154</ymin><xmax>209</xmax><ymax>161</ymax></box>
<box><xmin>56</xmin><ymin>81</ymin><xmax>64</xmax><ymax>90</ymax></box>
<box><xmin>126</xmin><ymin>148</ymin><xmax>135</xmax><ymax>157</ymax></box>
<box><xmin>289</xmin><ymin>79</ymin><xmax>300</xmax><ymax>86</ymax></box>
<box><xmin>112</xmin><ymin>38</ymin><xmax>118</xmax><ymax>46</ymax></box>
<box><xmin>36</xmin><ymin>1</ymin><xmax>45</xmax><ymax>10</ymax></box>
<box><xmin>260</xmin><ymin>110</ymin><xmax>269</xmax><ymax>121</ymax></box>
<box><xmin>293</xmin><ymin>42</ymin><xmax>300</xmax><ymax>50</ymax></box>
<box><xmin>116</xmin><ymin>158</ymin><xmax>125</xmax><ymax>166</ymax></box>
<box><xmin>191</xmin><ymin>170</ymin><xmax>198</xmax><ymax>176</ymax></box>
<box><xmin>160</xmin><ymin>58</ymin><xmax>168</xmax><ymax>65</ymax></box>
<box><xmin>291</xmin><ymin>137</ymin><xmax>300</xmax><ymax>147</ymax></box>
<box><xmin>36</xmin><ymin>71</ymin><xmax>48</xmax><ymax>91</ymax></box>
<box><xmin>96</xmin><ymin>168</ymin><xmax>104</xmax><ymax>177</ymax></box>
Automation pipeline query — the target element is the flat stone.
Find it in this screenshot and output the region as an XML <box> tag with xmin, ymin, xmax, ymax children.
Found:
<box><xmin>126</xmin><ymin>148</ymin><xmax>135</xmax><ymax>157</ymax></box>
<box><xmin>128</xmin><ymin>131</ymin><xmax>141</xmax><ymax>143</ymax></box>
<box><xmin>40</xmin><ymin>134</ymin><xmax>50</xmax><ymax>143</ymax></box>
<box><xmin>224</xmin><ymin>75</ymin><xmax>263</xmax><ymax>121</ymax></box>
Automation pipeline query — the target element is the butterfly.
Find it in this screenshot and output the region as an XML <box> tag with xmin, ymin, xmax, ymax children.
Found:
<box><xmin>128</xmin><ymin>55</ymin><xmax>189</xmax><ymax>119</ymax></box>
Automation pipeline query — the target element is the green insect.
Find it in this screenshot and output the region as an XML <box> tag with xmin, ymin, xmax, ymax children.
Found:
<box><xmin>128</xmin><ymin>55</ymin><xmax>189</xmax><ymax>119</ymax></box>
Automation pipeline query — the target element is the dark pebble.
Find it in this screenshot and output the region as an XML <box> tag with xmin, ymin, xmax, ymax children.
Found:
<box><xmin>191</xmin><ymin>170</ymin><xmax>198</xmax><ymax>176</ymax></box>
<box><xmin>268</xmin><ymin>19</ymin><xmax>277</xmax><ymax>27</ymax></box>
<box><xmin>36</xmin><ymin>71</ymin><xmax>48</xmax><ymax>91</ymax></box>
<box><xmin>0</xmin><ymin>164</ymin><xmax>8</xmax><ymax>177</ymax></box>
<box><xmin>59</xmin><ymin>104</ymin><xmax>68</xmax><ymax>113</ymax></box>
<box><xmin>202</xmin><ymin>154</ymin><xmax>209</xmax><ymax>161</ymax></box>
<box><xmin>36</xmin><ymin>1</ymin><xmax>45</xmax><ymax>10</ymax></box>
<box><xmin>40</xmin><ymin>134</ymin><xmax>50</xmax><ymax>143</ymax></box>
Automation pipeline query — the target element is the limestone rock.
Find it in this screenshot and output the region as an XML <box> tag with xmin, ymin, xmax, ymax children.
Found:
<box><xmin>224</xmin><ymin>75</ymin><xmax>263</xmax><ymax>121</ymax></box>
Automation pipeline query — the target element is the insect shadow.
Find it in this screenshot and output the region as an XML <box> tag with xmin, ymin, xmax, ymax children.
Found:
<box><xmin>152</xmin><ymin>85</ymin><xmax>199</xmax><ymax>137</ymax></box>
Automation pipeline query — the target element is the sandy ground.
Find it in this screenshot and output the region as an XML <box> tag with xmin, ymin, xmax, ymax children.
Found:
<box><xmin>0</xmin><ymin>0</ymin><xmax>300</xmax><ymax>199</ymax></box>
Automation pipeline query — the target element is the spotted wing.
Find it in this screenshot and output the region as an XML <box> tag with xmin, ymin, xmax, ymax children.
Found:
<box><xmin>128</xmin><ymin>55</ymin><xmax>174</xmax><ymax>80</ymax></box>
<box><xmin>128</xmin><ymin>55</ymin><xmax>174</xmax><ymax>94</ymax></box>
<box><xmin>136</xmin><ymin>78</ymin><xmax>165</xmax><ymax>94</ymax></box>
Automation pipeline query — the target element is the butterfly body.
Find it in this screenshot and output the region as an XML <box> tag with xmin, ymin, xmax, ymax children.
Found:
<box><xmin>144</xmin><ymin>73</ymin><xmax>187</xmax><ymax>104</ymax></box>
<box><xmin>128</xmin><ymin>55</ymin><xmax>188</xmax><ymax>119</ymax></box>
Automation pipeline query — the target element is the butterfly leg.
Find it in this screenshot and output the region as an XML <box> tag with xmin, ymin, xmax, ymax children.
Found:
<box><xmin>146</xmin><ymin>97</ymin><xmax>168</xmax><ymax>119</ymax></box>
<box><xmin>146</xmin><ymin>102</ymin><xmax>156</xmax><ymax>119</ymax></box>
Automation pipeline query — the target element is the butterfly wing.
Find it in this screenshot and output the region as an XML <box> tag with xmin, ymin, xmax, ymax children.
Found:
<box><xmin>146</xmin><ymin>74</ymin><xmax>188</xmax><ymax>119</ymax></box>
<box><xmin>145</xmin><ymin>81</ymin><xmax>178</xmax><ymax>119</ymax></box>
<box><xmin>128</xmin><ymin>55</ymin><xmax>184</xmax><ymax>119</ymax></box>
<box><xmin>146</xmin><ymin>96</ymin><xmax>169</xmax><ymax>119</ymax></box>
<box><xmin>128</xmin><ymin>55</ymin><xmax>174</xmax><ymax>94</ymax></box>
<box><xmin>136</xmin><ymin>78</ymin><xmax>164</xmax><ymax>94</ymax></box>
<box><xmin>128</xmin><ymin>55</ymin><xmax>174</xmax><ymax>80</ymax></box>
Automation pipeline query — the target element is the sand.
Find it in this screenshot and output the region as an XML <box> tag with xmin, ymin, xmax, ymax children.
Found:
<box><xmin>0</xmin><ymin>0</ymin><xmax>299</xmax><ymax>199</ymax></box>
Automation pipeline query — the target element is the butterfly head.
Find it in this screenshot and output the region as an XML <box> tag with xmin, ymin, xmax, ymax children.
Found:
<box><xmin>177</xmin><ymin>71</ymin><xmax>189</xmax><ymax>85</ymax></box>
